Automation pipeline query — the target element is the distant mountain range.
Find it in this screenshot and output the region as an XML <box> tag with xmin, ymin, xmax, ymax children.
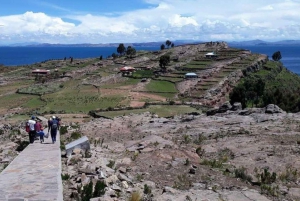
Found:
<box><xmin>2</xmin><ymin>39</ymin><xmax>300</xmax><ymax>47</ymax></box>
<box><xmin>3</xmin><ymin>40</ymin><xmax>201</xmax><ymax>47</ymax></box>
<box><xmin>228</xmin><ymin>40</ymin><xmax>300</xmax><ymax>46</ymax></box>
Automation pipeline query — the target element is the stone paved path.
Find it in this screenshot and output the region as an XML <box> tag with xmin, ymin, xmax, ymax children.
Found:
<box><xmin>0</xmin><ymin>132</ymin><xmax>63</xmax><ymax>201</ymax></box>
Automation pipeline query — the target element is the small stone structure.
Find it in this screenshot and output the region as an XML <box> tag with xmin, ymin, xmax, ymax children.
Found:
<box><xmin>65</xmin><ymin>136</ymin><xmax>90</xmax><ymax>156</ymax></box>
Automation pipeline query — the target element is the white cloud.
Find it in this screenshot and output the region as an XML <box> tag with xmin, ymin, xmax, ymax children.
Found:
<box><xmin>258</xmin><ymin>5</ymin><xmax>274</xmax><ymax>10</ymax></box>
<box><xmin>0</xmin><ymin>0</ymin><xmax>300</xmax><ymax>44</ymax></box>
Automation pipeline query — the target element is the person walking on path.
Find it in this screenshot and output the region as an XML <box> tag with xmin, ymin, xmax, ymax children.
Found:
<box><xmin>26</xmin><ymin>116</ymin><xmax>37</xmax><ymax>144</ymax></box>
<box><xmin>48</xmin><ymin>116</ymin><xmax>58</xmax><ymax>144</ymax></box>
<box><xmin>35</xmin><ymin>120</ymin><xmax>44</xmax><ymax>143</ymax></box>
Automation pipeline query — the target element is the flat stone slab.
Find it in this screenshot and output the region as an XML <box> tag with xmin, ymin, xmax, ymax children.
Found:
<box><xmin>0</xmin><ymin>134</ymin><xmax>63</xmax><ymax>201</ymax></box>
<box><xmin>65</xmin><ymin>136</ymin><xmax>90</xmax><ymax>156</ymax></box>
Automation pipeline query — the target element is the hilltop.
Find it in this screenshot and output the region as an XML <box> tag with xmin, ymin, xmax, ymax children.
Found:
<box><xmin>1</xmin><ymin>42</ymin><xmax>300</xmax><ymax>201</ymax></box>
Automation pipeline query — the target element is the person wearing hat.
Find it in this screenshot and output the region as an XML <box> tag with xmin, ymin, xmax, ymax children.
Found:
<box><xmin>48</xmin><ymin>115</ymin><xmax>59</xmax><ymax>143</ymax></box>
<box><xmin>26</xmin><ymin>116</ymin><xmax>37</xmax><ymax>143</ymax></box>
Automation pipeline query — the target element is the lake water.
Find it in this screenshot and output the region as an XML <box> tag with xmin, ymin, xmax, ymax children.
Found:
<box><xmin>0</xmin><ymin>46</ymin><xmax>159</xmax><ymax>66</ymax></box>
<box><xmin>0</xmin><ymin>45</ymin><xmax>299</xmax><ymax>75</ymax></box>
<box><xmin>231</xmin><ymin>45</ymin><xmax>300</xmax><ymax>75</ymax></box>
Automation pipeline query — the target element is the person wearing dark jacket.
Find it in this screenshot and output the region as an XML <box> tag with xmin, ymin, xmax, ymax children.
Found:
<box><xmin>48</xmin><ymin>116</ymin><xmax>58</xmax><ymax>144</ymax></box>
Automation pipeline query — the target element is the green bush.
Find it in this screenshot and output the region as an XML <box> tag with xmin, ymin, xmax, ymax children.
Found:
<box><xmin>60</xmin><ymin>126</ymin><xmax>68</xmax><ymax>135</ymax></box>
<box><xmin>128</xmin><ymin>191</ymin><xmax>142</xmax><ymax>201</ymax></box>
<box><xmin>16</xmin><ymin>141</ymin><xmax>29</xmax><ymax>152</ymax></box>
<box><xmin>93</xmin><ymin>180</ymin><xmax>107</xmax><ymax>197</ymax></box>
<box><xmin>279</xmin><ymin>167</ymin><xmax>299</xmax><ymax>182</ymax></box>
<box><xmin>143</xmin><ymin>184</ymin><xmax>152</xmax><ymax>195</ymax></box>
<box><xmin>107</xmin><ymin>160</ymin><xmax>115</xmax><ymax>169</ymax></box>
<box><xmin>71</xmin><ymin>131</ymin><xmax>81</xmax><ymax>140</ymax></box>
<box><xmin>234</xmin><ymin>167</ymin><xmax>252</xmax><ymax>183</ymax></box>
<box><xmin>61</xmin><ymin>173</ymin><xmax>70</xmax><ymax>180</ymax></box>
<box><xmin>80</xmin><ymin>181</ymin><xmax>93</xmax><ymax>201</ymax></box>
<box><xmin>173</xmin><ymin>174</ymin><xmax>192</xmax><ymax>190</ymax></box>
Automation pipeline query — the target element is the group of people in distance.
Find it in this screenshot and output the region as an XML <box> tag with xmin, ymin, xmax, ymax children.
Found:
<box><xmin>25</xmin><ymin>115</ymin><xmax>60</xmax><ymax>144</ymax></box>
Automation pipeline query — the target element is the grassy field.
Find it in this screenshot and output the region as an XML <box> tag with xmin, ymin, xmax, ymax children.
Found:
<box><xmin>40</xmin><ymin>80</ymin><xmax>127</xmax><ymax>113</ymax></box>
<box><xmin>100</xmin><ymin>78</ymin><xmax>140</xmax><ymax>88</ymax></box>
<box><xmin>98</xmin><ymin>105</ymin><xmax>200</xmax><ymax>118</ymax></box>
<box><xmin>0</xmin><ymin>93</ymin><xmax>40</xmax><ymax>111</ymax></box>
<box><xmin>0</xmin><ymin>80</ymin><xmax>34</xmax><ymax>94</ymax></box>
<box><xmin>145</xmin><ymin>80</ymin><xmax>177</xmax><ymax>93</ymax></box>
<box><xmin>132</xmin><ymin>70</ymin><xmax>154</xmax><ymax>78</ymax></box>
<box><xmin>18</xmin><ymin>82</ymin><xmax>64</xmax><ymax>95</ymax></box>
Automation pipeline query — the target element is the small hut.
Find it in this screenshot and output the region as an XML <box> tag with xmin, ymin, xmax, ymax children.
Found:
<box><xmin>205</xmin><ymin>52</ymin><xmax>218</xmax><ymax>58</ymax></box>
<box><xmin>185</xmin><ymin>72</ymin><xmax>198</xmax><ymax>78</ymax></box>
<box><xmin>120</xmin><ymin>66</ymin><xmax>135</xmax><ymax>73</ymax></box>
<box><xmin>31</xmin><ymin>69</ymin><xmax>50</xmax><ymax>75</ymax></box>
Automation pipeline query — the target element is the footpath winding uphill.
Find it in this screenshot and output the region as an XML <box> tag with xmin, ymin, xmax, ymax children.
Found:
<box><xmin>0</xmin><ymin>133</ymin><xmax>63</xmax><ymax>200</ymax></box>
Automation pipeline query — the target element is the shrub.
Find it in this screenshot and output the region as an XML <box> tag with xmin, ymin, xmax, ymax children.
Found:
<box><xmin>61</xmin><ymin>173</ymin><xmax>70</xmax><ymax>180</ymax></box>
<box><xmin>84</xmin><ymin>150</ymin><xmax>92</xmax><ymax>158</ymax></box>
<box><xmin>107</xmin><ymin>160</ymin><xmax>115</xmax><ymax>169</ymax></box>
<box><xmin>200</xmin><ymin>158</ymin><xmax>225</xmax><ymax>169</ymax></box>
<box><xmin>184</xmin><ymin>158</ymin><xmax>190</xmax><ymax>166</ymax></box>
<box><xmin>260</xmin><ymin>168</ymin><xmax>277</xmax><ymax>184</ymax></box>
<box><xmin>60</xmin><ymin>141</ymin><xmax>65</xmax><ymax>150</ymax></box>
<box><xmin>196</xmin><ymin>147</ymin><xmax>205</xmax><ymax>157</ymax></box>
<box><xmin>80</xmin><ymin>181</ymin><xmax>93</xmax><ymax>201</ymax></box>
<box><xmin>16</xmin><ymin>141</ymin><xmax>29</xmax><ymax>152</ymax></box>
<box><xmin>173</xmin><ymin>174</ymin><xmax>192</xmax><ymax>190</ymax></box>
<box><xmin>182</xmin><ymin>134</ymin><xmax>191</xmax><ymax>144</ymax></box>
<box><xmin>93</xmin><ymin>180</ymin><xmax>107</xmax><ymax>197</ymax></box>
<box><xmin>169</xmin><ymin>100</ymin><xmax>175</xmax><ymax>105</ymax></box>
<box><xmin>194</xmin><ymin>134</ymin><xmax>207</xmax><ymax>145</ymax></box>
<box><xmin>234</xmin><ymin>167</ymin><xmax>252</xmax><ymax>183</ymax></box>
<box><xmin>71</xmin><ymin>131</ymin><xmax>81</xmax><ymax>140</ymax></box>
<box><xmin>144</xmin><ymin>184</ymin><xmax>152</xmax><ymax>195</ymax></box>
<box><xmin>128</xmin><ymin>191</ymin><xmax>141</xmax><ymax>201</ymax></box>
<box><xmin>279</xmin><ymin>166</ymin><xmax>299</xmax><ymax>182</ymax></box>
<box><xmin>60</xmin><ymin>126</ymin><xmax>68</xmax><ymax>135</ymax></box>
<box><xmin>260</xmin><ymin>184</ymin><xmax>279</xmax><ymax>197</ymax></box>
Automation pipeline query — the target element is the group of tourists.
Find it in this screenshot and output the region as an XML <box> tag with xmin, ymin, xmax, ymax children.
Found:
<box><xmin>25</xmin><ymin>115</ymin><xmax>60</xmax><ymax>144</ymax></box>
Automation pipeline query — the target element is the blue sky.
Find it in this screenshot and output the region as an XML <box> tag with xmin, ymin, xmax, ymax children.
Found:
<box><xmin>0</xmin><ymin>0</ymin><xmax>300</xmax><ymax>44</ymax></box>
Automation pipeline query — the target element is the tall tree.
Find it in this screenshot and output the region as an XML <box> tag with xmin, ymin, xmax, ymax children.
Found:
<box><xmin>117</xmin><ymin>43</ymin><xmax>126</xmax><ymax>56</ymax></box>
<box><xmin>126</xmin><ymin>46</ymin><xmax>136</xmax><ymax>58</ymax></box>
<box><xmin>160</xmin><ymin>44</ymin><xmax>165</xmax><ymax>50</ymax></box>
<box><xmin>166</xmin><ymin>40</ymin><xmax>171</xmax><ymax>48</ymax></box>
<box><xmin>159</xmin><ymin>54</ymin><xmax>170</xmax><ymax>71</ymax></box>
<box><xmin>272</xmin><ymin>51</ymin><xmax>282</xmax><ymax>61</ymax></box>
<box><xmin>171</xmin><ymin>43</ymin><xmax>175</xmax><ymax>48</ymax></box>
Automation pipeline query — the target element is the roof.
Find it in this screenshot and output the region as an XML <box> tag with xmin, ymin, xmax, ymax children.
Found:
<box><xmin>206</xmin><ymin>52</ymin><xmax>216</xmax><ymax>56</ymax></box>
<box><xmin>185</xmin><ymin>73</ymin><xmax>197</xmax><ymax>76</ymax></box>
<box><xmin>31</xmin><ymin>69</ymin><xmax>50</xmax><ymax>73</ymax></box>
<box><xmin>120</xmin><ymin>66</ymin><xmax>135</xmax><ymax>71</ymax></box>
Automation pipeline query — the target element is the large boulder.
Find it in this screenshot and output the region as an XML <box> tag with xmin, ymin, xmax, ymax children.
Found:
<box><xmin>231</xmin><ymin>102</ymin><xmax>242</xmax><ymax>111</ymax></box>
<box><xmin>265</xmin><ymin>104</ymin><xmax>284</xmax><ymax>114</ymax></box>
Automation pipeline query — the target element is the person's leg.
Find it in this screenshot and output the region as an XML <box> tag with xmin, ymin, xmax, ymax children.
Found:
<box><xmin>51</xmin><ymin>131</ymin><xmax>55</xmax><ymax>143</ymax></box>
<box><xmin>29</xmin><ymin>131</ymin><xmax>34</xmax><ymax>143</ymax></box>
<box><xmin>28</xmin><ymin>133</ymin><xmax>32</xmax><ymax>143</ymax></box>
<box><xmin>40</xmin><ymin>132</ymin><xmax>44</xmax><ymax>143</ymax></box>
<box><xmin>54</xmin><ymin>130</ymin><xmax>57</xmax><ymax>142</ymax></box>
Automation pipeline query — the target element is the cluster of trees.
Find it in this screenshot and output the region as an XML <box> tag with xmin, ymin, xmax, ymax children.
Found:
<box><xmin>113</xmin><ymin>43</ymin><xmax>137</xmax><ymax>58</ymax></box>
<box><xmin>161</xmin><ymin>40</ymin><xmax>175</xmax><ymax>50</ymax></box>
<box><xmin>262</xmin><ymin>88</ymin><xmax>300</xmax><ymax>112</ymax></box>
<box><xmin>229</xmin><ymin>77</ymin><xmax>265</xmax><ymax>108</ymax></box>
<box><xmin>229</xmin><ymin>76</ymin><xmax>300</xmax><ymax>112</ymax></box>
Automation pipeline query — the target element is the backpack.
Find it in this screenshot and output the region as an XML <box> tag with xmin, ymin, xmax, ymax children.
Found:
<box><xmin>51</xmin><ymin>121</ymin><xmax>58</xmax><ymax>130</ymax></box>
<box><xmin>29</xmin><ymin>122</ymin><xmax>35</xmax><ymax>131</ymax></box>
<box><xmin>25</xmin><ymin>123</ymin><xmax>30</xmax><ymax>132</ymax></box>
